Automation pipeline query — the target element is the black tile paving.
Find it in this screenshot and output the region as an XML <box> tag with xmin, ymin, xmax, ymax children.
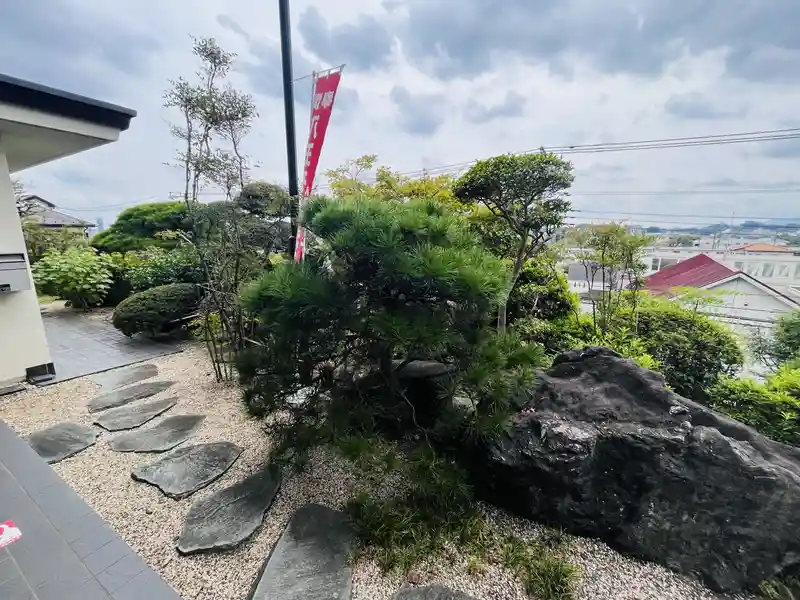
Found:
<box><xmin>39</xmin><ymin>311</ymin><xmax>180</xmax><ymax>386</ymax></box>
<box><xmin>0</xmin><ymin>420</ymin><xmax>181</xmax><ymax>600</ymax></box>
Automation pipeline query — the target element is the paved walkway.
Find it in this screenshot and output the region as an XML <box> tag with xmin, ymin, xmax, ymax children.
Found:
<box><xmin>40</xmin><ymin>310</ymin><xmax>179</xmax><ymax>386</ymax></box>
<box><xmin>0</xmin><ymin>420</ymin><xmax>181</xmax><ymax>599</ymax></box>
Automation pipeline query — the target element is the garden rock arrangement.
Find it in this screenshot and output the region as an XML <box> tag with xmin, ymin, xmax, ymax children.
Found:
<box><xmin>27</xmin><ymin>422</ymin><xmax>98</xmax><ymax>464</ymax></box>
<box><xmin>247</xmin><ymin>503</ymin><xmax>354</xmax><ymax>600</ymax></box>
<box><xmin>177</xmin><ymin>464</ymin><xmax>282</xmax><ymax>555</ymax></box>
<box><xmin>93</xmin><ymin>396</ymin><xmax>178</xmax><ymax>431</ymax></box>
<box><xmin>87</xmin><ymin>379</ymin><xmax>175</xmax><ymax>413</ymax></box>
<box><xmin>471</xmin><ymin>346</ymin><xmax>800</xmax><ymax>593</ymax></box>
<box><xmin>132</xmin><ymin>441</ymin><xmax>242</xmax><ymax>499</ymax></box>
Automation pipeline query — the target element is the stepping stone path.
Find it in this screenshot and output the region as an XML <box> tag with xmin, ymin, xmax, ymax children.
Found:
<box><xmin>88</xmin><ymin>380</ymin><xmax>175</xmax><ymax>413</ymax></box>
<box><xmin>94</xmin><ymin>396</ymin><xmax>178</xmax><ymax>431</ymax></box>
<box><xmin>28</xmin><ymin>423</ymin><xmax>98</xmax><ymax>464</ymax></box>
<box><xmin>392</xmin><ymin>586</ymin><xmax>478</xmax><ymax>600</ymax></box>
<box><xmin>90</xmin><ymin>363</ymin><xmax>159</xmax><ymax>389</ymax></box>
<box><xmin>108</xmin><ymin>415</ymin><xmax>205</xmax><ymax>453</ymax></box>
<box><xmin>247</xmin><ymin>503</ymin><xmax>354</xmax><ymax>600</ymax></box>
<box><xmin>132</xmin><ymin>441</ymin><xmax>243</xmax><ymax>499</ymax></box>
<box><xmin>177</xmin><ymin>464</ymin><xmax>282</xmax><ymax>555</ymax></box>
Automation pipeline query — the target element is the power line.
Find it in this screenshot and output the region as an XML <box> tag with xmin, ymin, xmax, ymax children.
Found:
<box><xmin>69</xmin><ymin>126</ymin><xmax>800</xmax><ymax>213</ymax></box>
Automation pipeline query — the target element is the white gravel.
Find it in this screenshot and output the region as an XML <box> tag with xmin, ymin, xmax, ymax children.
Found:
<box><xmin>0</xmin><ymin>343</ymin><xmax>754</xmax><ymax>600</ymax></box>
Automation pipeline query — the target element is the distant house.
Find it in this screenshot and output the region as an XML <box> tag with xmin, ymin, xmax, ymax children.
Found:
<box><xmin>643</xmin><ymin>253</ymin><xmax>800</xmax><ymax>331</ymax></box>
<box><xmin>19</xmin><ymin>194</ymin><xmax>95</xmax><ymax>237</ymax></box>
<box><xmin>730</xmin><ymin>243</ymin><xmax>793</xmax><ymax>254</ymax></box>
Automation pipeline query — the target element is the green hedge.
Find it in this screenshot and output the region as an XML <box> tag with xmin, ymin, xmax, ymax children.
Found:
<box><xmin>112</xmin><ymin>283</ymin><xmax>201</xmax><ymax>337</ymax></box>
<box><xmin>707</xmin><ymin>376</ymin><xmax>800</xmax><ymax>446</ymax></box>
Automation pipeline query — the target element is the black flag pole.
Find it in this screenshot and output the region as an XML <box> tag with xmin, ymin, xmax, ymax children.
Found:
<box><xmin>278</xmin><ymin>0</ymin><xmax>299</xmax><ymax>257</ymax></box>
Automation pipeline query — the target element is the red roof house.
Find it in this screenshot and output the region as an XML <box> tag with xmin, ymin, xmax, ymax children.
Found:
<box><xmin>644</xmin><ymin>254</ymin><xmax>736</xmax><ymax>295</ymax></box>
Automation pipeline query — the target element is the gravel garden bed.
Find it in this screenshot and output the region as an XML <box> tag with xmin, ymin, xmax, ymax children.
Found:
<box><xmin>0</xmin><ymin>344</ymin><xmax>750</xmax><ymax>600</ymax></box>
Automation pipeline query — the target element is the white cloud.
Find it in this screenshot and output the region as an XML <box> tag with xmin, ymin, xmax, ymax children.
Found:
<box><xmin>4</xmin><ymin>0</ymin><xmax>800</xmax><ymax>229</ymax></box>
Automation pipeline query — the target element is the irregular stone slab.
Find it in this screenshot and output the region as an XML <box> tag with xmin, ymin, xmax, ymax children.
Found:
<box><xmin>88</xmin><ymin>380</ymin><xmax>175</xmax><ymax>413</ymax></box>
<box><xmin>28</xmin><ymin>423</ymin><xmax>98</xmax><ymax>464</ymax></box>
<box><xmin>392</xmin><ymin>586</ymin><xmax>478</xmax><ymax>600</ymax></box>
<box><xmin>132</xmin><ymin>441</ymin><xmax>242</xmax><ymax>499</ymax></box>
<box><xmin>177</xmin><ymin>464</ymin><xmax>281</xmax><ymax>555</ymax></box>
<box><xmin>94</xmin><ymin>397</ymin><xmax>178</xmax><ymax>431</ymax></box>
<box><xmin>108</xmin><ymin>415</ymin><xmax>205</xmax><ymax>453</ymax></box>
<box><xmin>247</xmin><ymin>503</ymin><xmax>353</xmax><ymax>600</ymax></box>
<box><xmin>90</xmin><ymin>363</ymin><xmax>159</xmax><ymax>389</ymax></box>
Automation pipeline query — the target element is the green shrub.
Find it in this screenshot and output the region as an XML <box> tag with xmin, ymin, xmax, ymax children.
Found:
<box><xmin>112</xmin><ymin>283</ymin><xmax>201</xmax><ymax>337</ymax></box>
<box><xmin>706</xmin><ymin>376</ymin><xmax>800</xmax><ymax>446</ymax></box>
<box><xmin>767</xmin><ymin>366</ymin><xmax>800</xmax><ymax>399</ymax></box>
<box><xmin>507</xmin><ymin>258</ymin><xmax>579</xmax><ymax>325</ymax></box>
<box><xmin>125</xmin><ymin>246</ymin><xmax>202</xmax><ymax>291</ymax></box>
<box><xmin>625</xmin><ymin>300</ymin><xmax>743</xmax><ymax>400</ymax></box>
<box><xmin>32</xmin><ymin>247</ymin><xmax>114</xmax><ymax>309</ymax></box>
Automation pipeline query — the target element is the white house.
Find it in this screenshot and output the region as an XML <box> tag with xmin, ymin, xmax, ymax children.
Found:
<box><xmin>0</xmin><ymin>73</ymin><xmax>135</xmax><ymax>388</ymax></box>
<box><xmin>643</xmin><ymin>253</ymin><xmax>799</xmax><ymax>334</ymax></box>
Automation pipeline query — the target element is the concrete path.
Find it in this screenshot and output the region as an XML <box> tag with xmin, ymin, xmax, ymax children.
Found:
<box><xmin>0</xmin><ymin>419</ymin><xmax>181</xmax><ymax>600</ymax></box>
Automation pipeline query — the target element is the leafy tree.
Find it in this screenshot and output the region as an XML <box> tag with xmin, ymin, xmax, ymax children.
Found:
<box><xmin>237</xmin><ymin>194</ymin><xmax>551</xmax><ymax>573</ymax></box>
<box><xmin>32</xmin><ymin>247</ymin><xmax>114</xmax><ymax>309</ymax></box>
<box><xmin>22</xmin><ymin>222</ymin><xmax>86</xmax><ymax>263</ymax></box>
<box><xmin>164</xmin><ymin>36</ymin><xmax>282</xmax><ymax>381</ymax></box>
<box><xmin>627</xmin><ymin>298</ymin><xmax>743</xmax><ymax>400</ymax></box>
<box><xmin>507</xmin><ymin>256</ymin><xmax>577</xmax><ymax>324</ymax></box>
<box><xmin>91</xmin><ymin>202</ymin><xmax>190</xmax><ymax>253</ymax></box>
<box><xmin>324</xmin><ymin>154</ymin><xmax>379</xmax><ymax>199</ymax></box>
<box><xmin>234</xmin><ymin>180</ymin><xmax>290</xmax><ymax>217</ymax></box>
<box><xmin>454</xmin><ymin>152</ymin><xmax>574</xmax><ymax>331</ymax></box>
<box><xmin>750</xmin><ymin>311</ymin><xmax>800</xmax><ymax>371</ymax></box>
<box><xmin>568</xmin><ymin>223</ymin><xmax>650</xmax><ymax>334</ymax></box>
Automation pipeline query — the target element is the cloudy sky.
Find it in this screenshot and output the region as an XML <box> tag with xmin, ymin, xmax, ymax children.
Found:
<box><xmin>4</xmin><ymin>0</ymin><xmax>800</xmax><ymax>229</ymax></box>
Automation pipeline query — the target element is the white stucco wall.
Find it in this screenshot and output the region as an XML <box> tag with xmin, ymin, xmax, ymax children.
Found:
<box><xmin>701</xmin><ymin>277</ymin><xmax>794</xmax><ymax>327</ymax></box>
<box><xmin>0</xmin><ymin>137</ymin><xmax>51</xmax><ymax>384</ymax></box>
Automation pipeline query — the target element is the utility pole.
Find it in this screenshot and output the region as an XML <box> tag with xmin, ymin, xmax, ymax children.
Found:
<box><xmin>279</xmin><ymin>0</ymin><xmax>299</xmax><ymax>257</ymax></box>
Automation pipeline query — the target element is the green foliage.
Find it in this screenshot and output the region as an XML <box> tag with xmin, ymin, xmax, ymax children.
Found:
<box><xmin>751</xmin><ymin>311</ymin><xmax>800</xmax><ymax>371</ymax></box>
<box><xmin>454</xmin><ymin>152</ymin><xmax>575</xmax><ymax>330</ymax></box>
<box><xmin>759</xmin><ymin>574</ymin><xmax>800</xmax><ymax>600</ymax></box>
<box><xmin>568</xmin><ymin>223</ymin><xmax>651</xmax><ymax>333</ymax></box>
<box><xmin>91</xmin><ymin>202</ymin><xmax>190</xmax><ymax>253</ymax></box>
<box><xmin>124</xmin><ymin>246</ymin><xmax>203</xmax><ymax>291</ymax></box>
<box><xmin>507</xmin><ymin>257</ymin><xmax>578</xmax><ymax>324</ymax></box>
<box><xmin>32</xmin><ymin>247</ymin><xmax>114</xmax><ymax>309</ymax></box>
<box><xmin>112</xmin><ymin>283</ymin><xmax>201</xmax><ymax>337</ymax></box>
<box><xmin>234</xmin><ymin>181</ymin><xmax>290</xmax><ymax>217</ymax></box>
<box><xmin>707</xmin><ymin>376</ymin><xmax>800</xmax><ymax>446</ymax></box>
<box><xmin>625</xmin><ymin>299</ymin><xmax>743</xmax><ymax>400</ymax></box>
<box><xmin>238</xmin><ymin>194</ymin><xmax>554</xmax><ymax>585</ymax></box>
<box><xmin>22</xmin><ymin>222</ymin><xmax>86</xmax><ymax>264</ymax></box>
<box><xmin>767</xmin><ymin>366</ymin><xmax>800</xmax><ymax>399</ymax></box>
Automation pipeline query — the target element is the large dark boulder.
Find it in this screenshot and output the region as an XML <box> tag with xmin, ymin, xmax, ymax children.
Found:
<box><xmin>470</xmin><ymin>347</ymin><xmax>800</xmax><ymax>594</ymax></box>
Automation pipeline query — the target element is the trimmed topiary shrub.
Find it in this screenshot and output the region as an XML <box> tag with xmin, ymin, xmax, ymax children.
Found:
<box><xmin>112</xmin><ymin>283</ymin><xmax>201</xmax><ymax>337</ymax></box>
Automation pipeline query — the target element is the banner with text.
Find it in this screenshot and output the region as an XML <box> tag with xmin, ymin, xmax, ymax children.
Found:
<box><xmin>295</xmin><ymin>67</ymin><xmax>343</xmax><ymax>262</ymax></box>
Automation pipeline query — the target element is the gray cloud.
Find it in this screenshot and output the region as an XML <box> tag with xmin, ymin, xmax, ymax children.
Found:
<box><xmin>217</xmin><ymin>14</ymin><xmax>251</xmax><ymax>41</ymax></box>
<box><xmin>217</xmin><ymin>15</ymin><xmax>316</xmax><ymax>100</ymax></box>
<box><xmin>0</xmin><ymin>1</ymin><xmax>161</xmax><ymax>99</ymax></box>
<box><xmin>464</xmin><ymin>91</ymin><xmax>526</xmax><ymax>124</ymax></box>
<box><xmin>375</xmin><ymin>0</ymin><xmax>800</xmax><ymax>82</ymax></box>
<box><xmin>664</xmin><ymin>92</ymin><xmax>746</xmax><ymax>120</ymax></box>
<box><xmin>761</xmin><ymin>139</ymin><xmax>800</xmax><ymax>159</ymax></box>
<box><xmin>297</xmin><ymin>6</ymin><xmax>394</xmax><ymax>71</ymax></box>
<box><xmin>389</xmin><ymin>86</ymin><xmax>446</xmax><ymax>136</ymax></box>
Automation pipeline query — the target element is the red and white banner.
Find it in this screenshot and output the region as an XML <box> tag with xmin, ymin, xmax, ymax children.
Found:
<box><xmin>295</xmin><ymin>67</ymin><xmax>344</xmax><ymax>262</ymax></box>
